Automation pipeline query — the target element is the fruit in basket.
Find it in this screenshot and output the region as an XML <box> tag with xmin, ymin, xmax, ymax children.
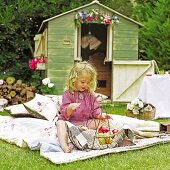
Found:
<box><xmin>112</xmin><ymin>129</ymin><xmax>118</xmax><ymax>134</ymax></box>
<box><xmin>98</xmin><ymin>126</ymin><xmax>109</xmax><ymax>133</ymax></box>
<box><xmin>97</xmin><ymin>126</ymin><xmax>114</xmax><ymax>145</ymax></box>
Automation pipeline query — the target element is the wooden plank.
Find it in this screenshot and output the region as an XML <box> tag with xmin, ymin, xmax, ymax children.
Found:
<box><xmin>113</xmin><ymin>44</ymin><xmax>138</xmax><ymax>51</ymax></box>
<box><xmin>49</xmin><ymin>13</ymin><xmax>75</xmax><ymax>26</ymax></box>
<box><xmin>48</xmin><ymin>48</ymin><xmax>74</xmax><ymax>56</ymax></box>
<box><xmin>48</xmin><ymin>77</ymin><xmax>67</xmax><ymax>85</ymax></box>
<box><xmin>48</xmin><ymin>27</ymin><xmax>75</xmax><ymax>35</ymax></box>
<box><xmin>48</xmin><ymin>35</ymin><xmax>74</xmax><ymax>41</ymax></box>
<box><xmin>113</xmin><ymin>37</ymin><xmax>138</xmax><ymax>44</ymax></box>
<box><xmin>48</xmin><ymin>41</ymin><xmax>74</xmax><ymax>49</ymax></box>
<box><xmin>115</xmin><ymin>23</ymin><xmax>138</xmax><ymax>31</ymax></box>
<box><xmin>48</xmin><ymin>70</ymin><xmax>70</xmax><ymax>77</ymax></box>
<box><xmin>113</xmin><ymin>51</ymin><xmax>138</xmax><ymax>60</ymax></box>
<box><xmin>47</xmin><ymin>62</ymin><xmax>73</xmax><ymax>70</ymax></box>
<box><xmin>119</xmin><ymin>17</ymin><xmax>138</xmax><ymax>25</ymax></box>
<box><xmin>48</xmin><ymin>55</ymin><xmax>73</xmax><ymax>63</ymax></box>
<box><xmin>113</xmin><ymin>60</ymin><xmax>152</xmax><ymax>65</ymax></box>
<box><xmin>114</xmin><ymin>30</ymin><xmax>138</xmax><ymax>38</ymax></box>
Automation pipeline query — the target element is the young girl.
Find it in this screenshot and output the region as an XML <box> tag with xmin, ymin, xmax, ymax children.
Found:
<box><xmin>56</xmin><ymin>61</ymin><xmax>110</xmax><ymax>153</ymax></box>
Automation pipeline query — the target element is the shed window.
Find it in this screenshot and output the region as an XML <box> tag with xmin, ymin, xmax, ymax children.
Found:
<box><xmin>74</xmin><ymin>24</ymin><xmax>113</xmax><ymax>62</ymax></box>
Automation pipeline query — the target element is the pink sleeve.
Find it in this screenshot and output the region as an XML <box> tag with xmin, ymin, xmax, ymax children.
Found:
<box><xmin>59</xmin><ymin>91</ymin><xmax>73</xmax><ymax>120</ymax></box>
<box><xmin>91</xmin><ymin>94</ymin><xmax>102</xmax><ymax>118</ymax></box>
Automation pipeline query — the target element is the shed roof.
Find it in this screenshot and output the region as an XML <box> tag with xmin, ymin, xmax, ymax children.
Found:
<box><xmin>38</xmin><ymin>0</ymin><xmax>143</xmax><ymax>33</ymax></box>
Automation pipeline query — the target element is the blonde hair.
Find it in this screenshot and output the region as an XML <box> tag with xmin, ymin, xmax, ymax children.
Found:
<box><xmin>65</xmin><ymin>61</ymin><xmax>97</xmax><ymax>94</ymax></box>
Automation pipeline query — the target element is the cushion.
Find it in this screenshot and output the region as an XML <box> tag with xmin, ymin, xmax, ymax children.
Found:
<box><xmin>45</xmin><ymin>95</ymin><xmax>62</xmax><ymax>112</ymax></box>
<box><xmin>94</xmin><ymin>93</ymin><xmax>108</xmax><ymax>102</ymax></box>
<box><xmin>4</xmin><ymin>104</ymin><xmax>35</xmax><ymax>118</ymax></box>
<box><xmin>23</xmin><ymin>93</ymin><xmax>58</xmax><ymax>121</ymax></box>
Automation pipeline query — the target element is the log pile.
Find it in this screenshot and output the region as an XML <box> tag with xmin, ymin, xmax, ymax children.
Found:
<box><xmin>0</xmin><ymin>77</ymin><xmax>36</xmax><ymax>105</ymax></box>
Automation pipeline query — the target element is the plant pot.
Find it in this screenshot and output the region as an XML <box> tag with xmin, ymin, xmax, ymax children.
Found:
<box><xmin>36</xmin><ymin>63</ymin><xmax>46</xmax><ymax>70</ymax></box>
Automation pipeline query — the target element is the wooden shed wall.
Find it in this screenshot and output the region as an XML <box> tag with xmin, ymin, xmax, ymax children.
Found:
<box><xmin>47</xmin><ymin>14</ymin><xmax>75</xmax><ymax>94</ymax></box>
<box><xmin>113</xmin><ymin>17</ymin><xmax>139</xmax><ymax>60</ymax></box>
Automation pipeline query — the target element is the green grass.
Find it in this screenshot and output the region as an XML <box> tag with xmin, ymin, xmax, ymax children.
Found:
<box><xmin>1</xmin><ymin>103</ymin><xmax>170</xmax><ymax>170</ymax></box>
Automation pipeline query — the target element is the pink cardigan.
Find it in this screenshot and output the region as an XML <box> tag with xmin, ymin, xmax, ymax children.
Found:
<box><xmin>58</xmin><ymin>90</ymin><xmax>101</xmax><ymax>126</ymax></box>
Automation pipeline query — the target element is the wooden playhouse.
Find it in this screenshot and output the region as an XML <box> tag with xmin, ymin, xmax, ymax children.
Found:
<box><xmin>34</xmin><ymin>0</ymin><xmax>155</xmax><ymax>102</ymax></box>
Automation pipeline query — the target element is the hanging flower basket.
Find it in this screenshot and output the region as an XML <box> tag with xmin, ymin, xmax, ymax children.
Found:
<box><xmin>36</xmin><ymin>63</ymin><xmax>46</xmax><ymax>70</ymax></box>
<box><xmin>29</xmin><ymin>57</ymin><xmax>47</xmax><ymax>70</ymax></box>
<box><xmin>75</xmin><ymin>9</ymin><xmax>119</xmax><ymax>26</ymax></box>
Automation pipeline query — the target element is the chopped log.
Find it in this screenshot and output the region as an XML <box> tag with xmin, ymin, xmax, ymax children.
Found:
<box><xmin>16</xmin><ymin>80</ymin><xmax>22</xmax><ymax>85</ymax></box>
<box><xmin>16</xmin><ymin>87</ymin><xmax>22</xmax><ymax>92</ymax></box>
<box><xmin>3</xmin><ymin>88</ymin><xmax>8</xmax><ymax>93</ymax></box>
<box><xmin>10</xmin><ymin>90</ymin><xmax>17</xmax><ymax>97</ymax></box>
<box><xmin>5</xmin><ymin>94</ymin><xmax>12</xmax><ymax>100</ymax></box>
<box><xmin>6</xmin><ymin>77</ymin><xmax>16</xmax><ymax>85</ymax></box>
<box><xmin>0</xmin><ymin>77</ymin><xmax>37</xmax><ymax>105</ymax></box>
<box><xmin>7</xmin><ymin>85</ymin><xmax>12</xmax><ymax>90</ymax></box>
<box><xmin>20</xmin><ymin>89</ymin><xmax>26</xmax><ymax>96</ymax></box>
<box><xmin>26</xmin><ymin>91</ymin><xmax>34</xmax><ymax>100</ymax></box>
<box><xmin>11</xmin><ymin>96</ymin><xmax>19</xmax><ymax>105</ymax></box>
<box><xmin>21</xmin><ymin>83</ymin><xmax>27</xmax><ymax>88</ymax></box>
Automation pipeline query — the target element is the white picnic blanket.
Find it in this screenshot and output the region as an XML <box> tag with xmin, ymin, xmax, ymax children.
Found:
<box><xmin>0</xmin><ymin>114</ymin><xmax>169</xmax><ymax>164</ymax></box>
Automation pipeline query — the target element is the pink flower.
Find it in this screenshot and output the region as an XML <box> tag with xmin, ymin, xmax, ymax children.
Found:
<box><xmin>29</xmin><ymin>59</ymin><xmax>37</xmax><ymax>70</ymax></box>
<box><xmin>29</xmin><ymin>57</ymin><xmax>46</xmax><ymax>70</ymax></box>
<box><xmin>104</xmin><ymin>19</ymin><xmax>111</xmax><ymax>25</ymax></box>
<box><xmin>37</xmin><ymin>102</ymin><xmax>42</xmax><ymax>106</ymax></box>
<box><xmin>87</xmin><ymin>15</ymin><xmax>93</xmax><ymax>21</ymax></box>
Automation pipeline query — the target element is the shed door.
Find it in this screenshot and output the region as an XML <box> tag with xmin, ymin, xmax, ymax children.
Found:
<box><xmin>112</xmin><ymin>60</ymin><xmax>155</xmax><ymax>102</ymax></box>
<box><xmin>80</xmin><ymin>23</ymin><xmax>111</xmax><ymax>97</ymax></box>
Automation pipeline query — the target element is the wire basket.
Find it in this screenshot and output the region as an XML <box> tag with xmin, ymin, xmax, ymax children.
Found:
<box><xmin>95</xmin><ymin>133</ymin><xmax>115</xmax><ymax>145</ymax></box>
<box><xmin>126</xmin><ymin>107</ymin><xmax>156</xmax><ymax>120</ymax></box>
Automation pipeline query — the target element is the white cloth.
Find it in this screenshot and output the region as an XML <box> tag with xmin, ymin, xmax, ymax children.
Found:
<box><xmin>0</xmin><ymin>115</ymin><xmax>161</xmax><ymax>164</ymax></box>
<box><xmin>138</xmin><ymin>74</ymin><xmax>170</xmax><ymax>119</ymax></box>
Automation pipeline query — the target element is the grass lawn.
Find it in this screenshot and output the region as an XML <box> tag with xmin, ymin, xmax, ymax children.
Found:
<box><xmin>1</xmin><ymin>103</ymin><xmax>170</xmax><ymax>170</ymax></box>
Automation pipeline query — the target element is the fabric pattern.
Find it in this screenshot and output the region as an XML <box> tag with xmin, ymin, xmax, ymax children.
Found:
<box><xmin>58</xmin><ymin>90</ymin><xmax>102</xmax><ymax>126</ymax></box>
<box><xmin>66</xmin><ymin>121</ymin><xmax>135</xmax><ymax>151</ymax></box>
<box><xmin>23</xmin><ymin>93</ymin><xmax>58</xmax><ymax>121</ymax></box>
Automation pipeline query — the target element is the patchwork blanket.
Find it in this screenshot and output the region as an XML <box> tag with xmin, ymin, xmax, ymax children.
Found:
<box><xmin>0</xmin><ymin>114</ymin><xmax>170</xmax><ymax>164</ymax></box>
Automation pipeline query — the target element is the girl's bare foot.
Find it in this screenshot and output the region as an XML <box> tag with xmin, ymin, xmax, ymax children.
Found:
<box><xmin>62</xmin><ymin>145</ymin><xmax>72</xmax><ymax>153</ymax></box>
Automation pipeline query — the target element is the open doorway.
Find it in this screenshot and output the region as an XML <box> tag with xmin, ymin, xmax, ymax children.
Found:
<box><xmin>80</xmin><ymin>23</ymin><xmax>111</xmax><ymax>97</ymax></box>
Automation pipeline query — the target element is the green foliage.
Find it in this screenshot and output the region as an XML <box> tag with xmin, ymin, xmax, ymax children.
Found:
<box><xmin>132</xmin><ymin>0</ymin><xmax>170</xmax><ymax>70</ymax></box>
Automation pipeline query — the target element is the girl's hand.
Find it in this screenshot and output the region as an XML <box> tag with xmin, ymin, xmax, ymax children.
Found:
<box><xmin>100</xmin><ymin>114</ymin><xmax>112</xmax><ymax>122</ymax></box>
<box><xmin>66</xmin><ymin>103</ymin><xmax>81</xmax><ymax>117</ymax></box>
<box><xmin>68</xmin><ymin>103</ymin><xmax>81</xmax><ymax>110</ymax></box>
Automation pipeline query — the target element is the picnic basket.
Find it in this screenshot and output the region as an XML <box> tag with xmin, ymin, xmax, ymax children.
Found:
<box><xmin>126</xmin><ymin>105</ymin><xmax>156</xmax><ymax>120</ymax></box>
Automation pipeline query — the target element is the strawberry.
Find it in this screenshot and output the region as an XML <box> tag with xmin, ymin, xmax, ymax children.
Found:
<box><xmin>112</xmin><ymin>129</ymin><xmax>118</xmax><ymax>134</ymax></box>
<box><xmin>98</xmin><ymin>126</ymin><xmax>109</xmax><ymax>133</ymax></box>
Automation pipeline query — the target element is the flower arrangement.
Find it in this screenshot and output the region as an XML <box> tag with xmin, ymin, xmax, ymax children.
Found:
<box><xmin>29</xmin><ymin>57</ymin><xmax>46</xmax><ymax>70</ymax></box>
<box><xmin>75</xmin><ymin>9</ymin><xmax>119</xmax><ymax>26</ymax></box>
<box><xmin>127</xmin><ymin>98</ymin><xmax>153</xmax><ymax>115</ymax></box>
<box><xmin>38</xmin><ymin>78</ymin><xmax>55</xmax><ymax>94</ymax></box>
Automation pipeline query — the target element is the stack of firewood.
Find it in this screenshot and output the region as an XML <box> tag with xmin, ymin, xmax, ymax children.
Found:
<box><xmin>0</xmin><ymin>77</ymin><xmax>36</xmax><ymax>105</ymax></box>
